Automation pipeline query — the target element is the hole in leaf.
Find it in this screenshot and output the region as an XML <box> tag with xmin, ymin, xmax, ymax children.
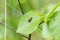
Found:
<box><xmin>28</xmin><ymin>16</ymin><xmax>32</xmax><ymax>22</ymax></box>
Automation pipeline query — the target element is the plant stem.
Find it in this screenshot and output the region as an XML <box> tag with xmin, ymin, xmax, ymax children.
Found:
<box><xmin>17</xmin><ymin>0</ymin><xmax>32</xmax><ymax>40</ymax></box>
<box><xmin>18</xmin><ymin>0</ymin><xmax>24</xmax><ymax>15</ymax></box>
<box><xmin>0</xmin><ymin>22</ymin><xmax>29</xmax><ymax>39</ymax></box>
<box><xmin>29</xmin><ymin>34</ymin><xmax>31</xmax><ymax>40</ymax></box>
<box><xmin>38</xmin><ymin>21</ymin><xmax>44</xmax><ymax>30</ymax></box>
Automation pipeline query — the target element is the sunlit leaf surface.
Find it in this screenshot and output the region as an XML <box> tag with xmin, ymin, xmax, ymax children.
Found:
<box><xmin>16</xmin><ymin>11</ymin><xmax>44</xmax><ymax>34</ymax></box>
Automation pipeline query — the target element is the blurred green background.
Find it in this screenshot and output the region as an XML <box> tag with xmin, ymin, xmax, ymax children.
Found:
<box><xmin>0</xmin><ymin>0</ymin><xmax>5</xmax><ymax>40</ymax></box>
<box><xmin>0</xmin><ymin>0</ymin><xmax>60</xmax><ymax>40</ymax></box>
<box><xmin>6</xmin><ymin>0</ymin><xmax>60</xmax><ymax>40</ymax></box>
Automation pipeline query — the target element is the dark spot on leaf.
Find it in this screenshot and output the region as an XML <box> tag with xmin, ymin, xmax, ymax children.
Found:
<box><xmin>28</xmin><ymin>17</ymin><xmax>32</xmax><ymax>22</ymax></box>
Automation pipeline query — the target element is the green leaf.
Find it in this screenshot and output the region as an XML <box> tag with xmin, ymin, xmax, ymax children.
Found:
<box><xmin>49</xmin><ymin>11</ymin><xmax>60</xmax><ymax>40</ymax></box>
<box><xmin>42</xmin><ymin>11</ymin><xmax>60</xmax><ymax>40</ymax></box>
<box><xmin>6</xmin><ymin>27</ymin><xmax>27</xmax><ymax>40</ymax></box>
<box><xmin>42</xmin><ymin>3</ymin><xmax>60</xmax><ymax>40</ymax></box>
<box><xmin>16</xmin><ymin>10</ymin><xmax>44</xmax><ymax>34</ymax></box>
<box><xmin>46</xmin><ymin>2</ymin><xmax>60</xmax><ymax>22</ymax></box>
<box><xmin>42</xmin><ymin>22</ymin><xmax>53</xmax><ymax>40</ymax></box>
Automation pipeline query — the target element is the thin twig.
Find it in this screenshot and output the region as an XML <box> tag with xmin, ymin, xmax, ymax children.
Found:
<box><xmin>18</xmin><ymin>0</ymin><xmax>24</xmax><ymax>15</ymax></box>
<box><xmin>38</xmin><ymin>21</ymin><xmax>44</xmax><ymax>30</ymax></box>
<box><xmin>17</xmin><ymin>0</ymin><xmax>32</xmax><ymax>40</ymax></box>
<box><xmin>0</xmin><ymin>22</ymin><xmax>29</xmax><ymax>39</ymax></box>
<box><xmin>0</xmin><ymin>22</ymin><xmax>5</xmax><ymax>26</ymax></box>
<box><xmin>17</xmin><ymin>0</ymin><xmax>44</xmax><ymax>40</ymax></box>
<box><xmin>29</xmin><ymin>34</ymin><xmax>31</xmax><ymax>40</ymax></box>
<box><xmin>39</xmin><ymin>21</ymin><xmax>44</xmax><ymax>25</ymax></box>
<box><xmin>6</xmin><ymin>24</ymin><xmax>29</xmax><ymax>39</ymax></box>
